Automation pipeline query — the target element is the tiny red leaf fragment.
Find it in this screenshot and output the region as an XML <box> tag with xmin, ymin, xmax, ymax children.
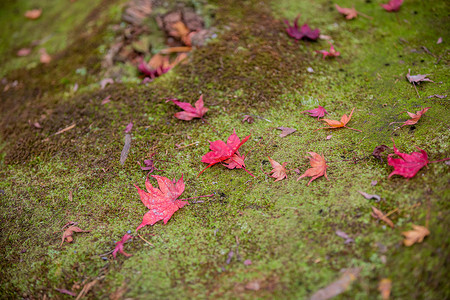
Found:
<box><xmin>335</xmin><ymin>5</ymin><xmax>358</xmax><ymax>20</ymax></box>
<box><xmin>380</xmin><ymin>0</ymin><xmax>403</xmax><ymax>12</ymax></box>
<box><xmin>297</xmin><ymin>152</ymin><xmax>328</xmax><ymax>185</ymax></box>
<box><xmin>284</xmin><ymin>15</ymin><xmax>320</xmax><ymax>41</ymax></box>
<box><xmin>113</xmin><ymin>234</ymin><xmax>133</xmax><ymax>258</ymax></box>
<box><xmin>387</xmin><ymin>141</ymin><xmax>428</xmax><ymax>178</ymax></box>
<box><xmin>200</xmin><ymin>130</ymin><xmax>252</xmax><ymax>176</ymax></box>
<box><xmin>302</xmin><ymin>106</ymin><xmax>328</xmax><ymax>119</ymax></box>
<box><xmin>124</xmin><ymin>121</ymin><xmax>133</xmax><ymax>133</ymax></box>
<box><xmin>135</xmin><ymin>175</ymin><xmax>188</xmax><ymax>230</ymax></box>
<box><xmin>167</xmin><ymin>95</ymin><xmax>208</xmax><ymax>121</ymax></box>
<box><xmin>316</xmin><ymin>43</ymin><xmax>340</xmax><ymax>59</ymax></box>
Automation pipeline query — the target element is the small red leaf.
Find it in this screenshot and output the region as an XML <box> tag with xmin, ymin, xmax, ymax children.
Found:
<box><xmin>168</xmin><ymin>95</ymin><xmax>208</xmax><ymax>121</ymax></box>
<box><xmin>113</xmin><ymin>234</ymin><xmax>133</xmax><ymax>258</ymax></box>
<box><xmin>316</xmin><ymin>42</ymin><xmax>340</xmax><ymax>59</ymax></box>
<box><xmin>302</xmin><ymin>106</ymin><xmax>328</xmax><ymax>119</ymax></box>
<box><xmin>387</xmin><ymin>141</ymin><xmax>428</xmax><ymax>178</ymax></box>
<box><xmin>380</xmin><ymin>0</ymin><xmax>403</xmax><ymax>12</ymax></box>
<box><xmin>284</xmin><ymin>15</ymin><xmax>320</xmax><ymax>41</ymax></box>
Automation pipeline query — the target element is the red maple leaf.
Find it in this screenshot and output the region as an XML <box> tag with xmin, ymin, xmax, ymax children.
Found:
<box><xmin>167</xmin><ymin>95</ymin><xmax>209</xmax><ymax>121</ymax></box>
<box><xmin>134</xmin><ymin>175</ymin><xmax>188</xmax><ymax>230</ymax></box>
<box><xmin>302</xmin><ymin>106</ymin><xmax>328</xmax><ymax>119</ymax></box>
<box><xmin>335</xmin><ymin>5</ymin><xmax>358</xmax><ymax>19</ymax></box>
<box><xmin>113</xmin><ymin>234</ymin><xmax>133</xmax><ymax>258</ymax></box>
<box><xmin>199</xmin><ymin>130</ymin><xmax>253</xmax><ymax>176</ymax></box>
<box><xmin>387</xmin><ymin>141</ymin><xmax>429</xmax><ymax>178</ymax></box>
<box><xmin>297</xmin><ymin>152</ymin><xmax>329</xmax><ymax>185</ymax></box>
<box><xmin>284</xmin><ymin>15</ymin><xmax>320</xmax><ymax>41</ymax></box>
<box><xmin>316</xmin><ymin>43</ymin><xmax>341</xmax><ymax>59</ymax></box>
<box><xmin>380</xmin><ymin>0</ymin><xmax>403</xmax><ymax>12</ymax></box>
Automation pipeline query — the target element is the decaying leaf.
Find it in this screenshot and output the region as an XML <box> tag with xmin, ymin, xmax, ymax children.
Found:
<box><xmin>358</xmin><ymin>190</ymin><xmax>381</xmax><ymax>202</ymax></box>
<box><xmin>55</xmin><ymin>288</ymin><xmax>77</xmax><ymax>297</ymax></box>
<box><xmin>134</xmin><ymin>175</ymin><xmax>188</xmax><ymax>230</ymax></box>
<box><xmin>76</xmin><ymin>279</ymin><xmax>98</xmax><ymax>300</ymax></box>
<box><xmin>167</xmin><ymin>95</ymin><xmax>208</xmax><ymax>121</ymax></box>
<box><xmin>277</xmin><ymin>127</ymin><xmax>297</xmax><ymax>137</ymax></box>
<box><xmin>402</xmin><ymin>224</ymin><xmax>430</xmax><ymax>246</ymax></box>
<box><xmin>60</xmin><ymin>226</ymin><xmax>90</xmax><ymax>246</ymax></box>
<box><xmin>316</xmin><ymin>42</ymin><xmax>340</xmax><ymax>59</ymax></box>
<box><xmin>297</xmin><ymin>152</ymin><xmax>328</xmax><ymax>185</ymax></box>
<box><xmin>372</xmin><ymin>145</ymin><xmax>390</xmax><ymax>162</ymax></box>
<box><xmin>113</xmin><ymin>234</ymin><xmax>133</xmax><ymax>258</ymax></box>
<box><xmin>17</xmin><ymin>48</ymin><xmax>32</xmax><ymax>57</ymax></box>
<box><xmin>371</xmin><ymin>207</ymin><xmax>394</xmax><ymax>228</ymax></box>
<box><xmin>406</xmin><ymin>69</ymin><xmax>433</xmax><ymax>84</ymax></box>
<box><xmin>335</xmin><ymin>229</ymin><xmax>354</xmax><ymax>244</ymax></box>
<box><xmin>335</xmin><ymin>5</ymin><xmax>358</xmax><ymax>19</ymax></box>
<box><xmin>268</xmin><ymin>157</ymin><xmax>288</xmax><ymax>182</ymax></box>
<box><xmin>380</xmin><ymin>0</ymin><xmax>403</xmax><ymax>12</ymax></box>
<box><xmin>24</xmin><ymin>8</ymin><xmax>42</xmax><ymax>19</ymax></box>
<box><xmin>120</xmin><ymin>134</ymin><xmax>132</xmax><ymax>165</ymax></box>
<box><xmin>378</xmin><ymin>278</ymin><xmax>392</xmax><ymax>300</ymax></box>
<box><xmin>427</xmin><ymin>94</ymin><xmax>446</xmax><ymax>99</ymax></box>
<box><xmin>242</xmin><ymin>115</ymin><xmax>255</xmax><ymax>124</ymax></box>
<box><xmin>284</xmin><ymin>15</ymin><xmax>320</xmax><ymax>41</ymax></box>
<box><xmin>302</xmin><ymin>106</ymin><xmax>328</xmax><ymax>119</ymax></box>
<box><xmin>309</xmin><ymin>268</ymin><xmax>361</xmax><ymax>300</ymax></box>
<box><xmin>39</xmin><ymin>48</ymin><xmax>51</xmax><ymax>64</ymax></box>
<box><xmin>200</xmin><ymin>130</ymin><xmax>253</xmax><ymax>176</ymax></box>
<box><xmin>315</xmin><ymin>108</ymin><xmax>361</xmax><ymax>132</ymax></box>
<box><xmin>387</xmin><ymin>141</ymin><xmax>428</xmax><ymax>178</ymax></box>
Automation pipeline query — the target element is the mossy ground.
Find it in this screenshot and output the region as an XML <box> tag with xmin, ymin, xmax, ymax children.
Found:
<box><xmin>0</xmin><ymin>0</ymin><xmax>449</xmax><ymax>298</ymax></box>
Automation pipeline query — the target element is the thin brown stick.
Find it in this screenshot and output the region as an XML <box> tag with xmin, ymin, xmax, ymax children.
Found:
<box><xmin>137</xmin><ymin>234</ymin><xmax>154</xmax><ymax>247</ymax></box>
<box><xmin>412</xmin><ymin>82</ymin><xmax>420</xmax><ymax>98</ymax></box>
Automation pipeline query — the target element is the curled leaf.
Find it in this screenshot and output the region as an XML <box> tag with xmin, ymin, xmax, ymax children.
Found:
<box><xmin>60</xmin><ymin>226</ymin><xmax>90</xmax><ymax>246</ymax></box>
<box><xmin>371</xmin><ymin>207</ymin><xmax>394</xmax><ymax>228</ymax></box>
<box><xmin>402</xmin><ymin>224</ymin><xmax>430</xmax><ymax>246</ymax></box>
<box><xmin>284</xmin><ymin>15</ymin><xmax>320</xmax><ymax>41</ymax></box>
<box><xmin>113</xmin><ymin>234</ymin><xmax>133</xmax><ymax>258</ymax></box>
<box><xmin>315</xmin><ymin>108</ymin><xmax>361</xmax><ymax>132</ymax></box>
<box><xmin>268</xmin><ymin>157</ymin><xmax>287</xmax><ymax>182</ymax></box>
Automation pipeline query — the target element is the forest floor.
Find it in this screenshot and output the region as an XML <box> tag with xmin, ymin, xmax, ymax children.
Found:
<box><xmin>0</xmin><ymin>0</ymin><xmax>449</xmax><ymax>299</ymax></box>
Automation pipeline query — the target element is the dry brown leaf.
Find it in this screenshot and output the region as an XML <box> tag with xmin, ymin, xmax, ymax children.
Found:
<box><xmin>60</xmin><ymin>226</ymin><xmax>90</xmax><ymax>246</ymax></box>
<box><xmin>268</xmin><ymin>157</ymin><xmax>287</xmax><ymax>182</ymax></box>
<box><xmin>309</xmin><ymin>268</ymin><xmax>361</xmax><ymax>300</ymax></box>
<box><xmin>25</xmin><ymin>8</ymin><xmax>42</xmax><ymax>19</ymax></box>
<box><xmin>378</xmin><ymin>278</ymin><xmax>392</xmax><ymax>300</ymax></box>
<box><xmin>371</xmin><ymin>207</ymin><xmax>394</xmax><ymax>228</ymax></box>
<box><xmin>402</xmin><ymin>224</ymin><xmax>429</xmax><ymax>246</ymax></box>
<box><xmin>276</xmin><ymin>126</ymin><xmax>296</xmax><ymax>137</ymax></box>
<box><xmin>76</xmin><ymin>279</ymin><xmax>98</xmax><ymax>300</ymax></box>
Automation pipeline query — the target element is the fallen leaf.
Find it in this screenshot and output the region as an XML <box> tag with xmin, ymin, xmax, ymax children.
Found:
<box><xmin>316</xmin><ymin>42</ymin><xmax>340</xmax><ymax>59</ymax></box>
<box><xmin>30</xmin><ymin>121</ymin><xmax>42</xmax><ymax>129</ymax></box>
<box><xmin>245</xmin><ymin>280</ymin><xmax>261</xmax><ymax>291</ymax></box>
<box><xmin>378</xmin><ymin>278</ymin><xmax>392</xmax><ymax>300</ymax></box>
<box><xmin>17</xmin><ymin>48</ymin><xmax>32</xmax><ymax>57</ymax></box>
<box><xmin>167</xmin><ymin>95</ymin><xmax>208</xmax><ymax>121</ymax></box>
<box><xmin>76</xmin><ymin>279</ymin><xmax>98</xmax><ymax>300</ymax></box>
<box><xmin>302</xmin><ymin>106</ymin><xmax>328</xmax><ymax>119</ymax></box>
<box><xmin>268</xmin><ymin>157</ymin><xmax>288</xmax><ymax>182</ymax></box>
<box><xmin>335</xmin><ymin>5</ymin><xmax>358</xmax><ymax>19</ymax></box>
<box><xmin>309</xmin><ymin>268</ymin><xmax>361</xmax><ymax>300</ymax></box>
<box><xmin>124</xmin><ymin>122</ymin><xmax>133</xmax><ymax>133</ymax></box>
<box><xmin>427</xmin><ymin>94</ymin><xmax>446</xmax><ymax>99</ymax></box>
<box><xmin>358</xmin><ymin>191</ymin><xmax>381</xmax><ymax>202</ymax></box>
<box><xmin>138</xmin><ymin>55</ymin><xmax>171</xmax><ymax>79</ymax></box>
<box><xmin>242</xmin><ymin>115</ymin><xmax>255</xmax><ymax>124</ymax></box>
<box><xmin>406</xmin><ymin>69</ymin><xmax>433</xmax><ymax>84</ymax></box>
<box><xmin>387</xmin><ymin>141</ymin><xmax>428</xmax><ymax>178</ymax></box>
<box><xmin>372</xmin><ymin>145</ymin><xmax>390</xmax><ymax>162</ymax></box>
<box><xmin>326</xmin><ymin>135</ymin><xmax>332</xmax><ymax>140</ymax></box>
<box><xmin>315</xmin><ymin>108</ymin><xmax>361</xmax><ymax>132</ymax></box>
<box><xmin>39</xmin><ymin>48</ymin><xmax>51</xmax><ymax>64</ymax></box>
<box><xmin>277</xmin><ymin>126</ymin><xmax>297</xmax><ymax>137</ymax></box>
<box><xmin>371</xmin><ymin>207</ymin><xmax>394</xmax><ymax>228</ymax></box>
<box><xmin>134</xmin><ymin>175</ymin><xmax>188</xmax><ymax>230</ymax></box>
<box><xmin>120</xmin><ymin>134</ymin><xmax>132</xmax><ymax>165</ymax></box>
<box><xmin>101</xmin><ymin>95</ymin><xmax>111</xmax><ymax>105</ymax></box>
<box><xmin>380</xmin><ymin>0</ymin><xmax>403</xmax><ymax>12</ymax></box>
<box><xmin>244</xmin><ymin>259</ymin><xmax>252</xmax><ymax>266</ymax></box>
<box><xmin>221</xmin><ymin>152</ymin><xmax>247</xmax><ymax>170</ymax></box>
<box><xmin>437</xmin><ymin>37</ymin><xmax>442</xmax><ymax>44</ymax></box>
<box><xmin>100</xmin><ymin>78</ymin><xmax>114</xmax><ymax>89</ymax></box>
<box><xmin>335</xmin><ymin>229</ymin><xmax>354</xmax><ymax>244</ymax></box>
<box><xmin>55</xmin><ymin>288</ymin><xmax>77</xmax><ymax>297</ymax></box>
<box><xmin>113</xmin><ymin>234</ymin><xmax>133</xmax><ymax>258</ymax></box>
<box><xmin>24</xmin><ymin>8</ymin><xmax>42</xmax><ymax>19</ymax></box>
<box><xmin>284</xmin><ymin>15</ymin><xmax>320</xmax><ymax>41</ymax></box>
<box><xmin>60</xmin><ymin>226</ymin><xmax>90</xmax><ymax>246</ymax></box>
<box><xmin>54</xmin><ymin>123</ymin><xmax>76</xmax><ymax>135</ymax></box>
<box><xmin>395</xmin><ymin>107</ymin><xmax>431</xmax><ymax>128</ymax></box>
<box><xmin>297</xmin><ymin>152</ymin><xmax>328</xmax><ymax>185</ymax></box>
<box><xmin>402</xmin><ymin>224</ymin><xmax>430</xmax><ymax>246</ymax></box>
<box><xmin>199</xmin><ymin>130</ymin><xmax>252</xmax><ymax>176</ymax></box>
<box><xmin>371</xmin><ymin>180</ymin><xmax>378</xmax><ymax>186</ymax></box>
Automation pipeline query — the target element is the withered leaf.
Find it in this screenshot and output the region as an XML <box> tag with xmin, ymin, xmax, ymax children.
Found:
<box><xmin>358</xmin><ymin>190</ymin><xmax>381</xmax><ymax>202</ymax></box>
<box><xmin>309</xmin><ymin>268</ymin><xmax>361</xmax><ymax>300</ymax></box>
<box><xmin>297</xmin><ymin>152</ymin><xmax>328</xmax><ymax>185</ymax></box>
<box><xmin>378</xmin><ymin>278</ymin><xmax>392</xmax><ymax>300</ymax></box>
<box><xmin>268</xmin><ymin>157</ymin><xmax>287</xmax><ymax>182</ymax></box>
<box><xmin>277</xmin><ymin>127</ymin><xmax>296</xmax><ymax>137</ymax></box>
<box><xmin>24</xmin><ymin>8</ymin><xmax>42</xmax><ymax>19</ymax></box>
<box><xmin>120</xmin><ymin>134</ymin><xmax>132</xmax><ymax>165</ymax></box>
<box><xmin>372</xmin><ymin>145</ymin><xmax>390</xmax><ymax>162</ymax></box>
<box><xmin>402</xmin><ymin>224</ymin><xmax>430</xmax><ymax>246</ymax></box>
<box><xmin>60</xmin><ymin>226</ymin><xmax>90</xmax><ymax>246</ymax></box>
<box><xmin>242</xmin><ymin>115</ymin><xmax>255</xmax><ymax>124</ymax></box>
<box><xmin>335</xmin><ymin>229</ymin><xmax>354</xmax><ymax>244</ymax></box>
<box><xmin>315</xmin><ymin>108</ymin><xmax>361</xmax><ymax>132</ymax></box>
<box><xmin>406</xmin><ymin>69</ymin><xmax>433</xmax><ymax>84</ymax></box>
<box><xmin>371</xmin><ymin>207</ymin><xmax>394</xmax><ymax>228</ymax></box>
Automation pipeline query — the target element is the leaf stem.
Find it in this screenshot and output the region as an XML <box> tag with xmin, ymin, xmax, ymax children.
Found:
<box><xmin>344</xmin><ymin>126</ymin><xmax>362</xmax><ymax>132</ymax></box>
<box><xmin>429</xmin><ymin>157</ymin><xmax>450</xmax><ymax>163</ymax></box>
<box><xmin>230</xmin><ymin>157</ymin><xmax>255</xmax><ymax>177</ymax></box>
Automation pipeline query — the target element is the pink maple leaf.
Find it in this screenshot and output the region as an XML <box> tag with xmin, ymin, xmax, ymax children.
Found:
<box><xmin>316</xmin><ymin>43</ymin><xmax>340</xmax><ymax>59</ymax></box>
<box><xmin>167</xmin><ymin>95</ymin><xmax>209</xmax><ymax>121</ymax></box>
<box><xmin>113</xmin><ymin>234</ymin><xmax>133</xmax><ymax>258</ymax></box>
<box><xmin>302</xmin><ymin>106</ymin><xmax>329</xmax><ymax>119</ymax></box>
<box><xmin>381</xmin><ymin>0</ymin><xmax>403</xmax><ymax>12</ymax></box>
<box><xmin>134</xmin><ymin>175</ymin><xmax>188</xmax><ymax>230</ymax></box>
<box><xmin>387</xmin><ymin>141</ymin><xmax>429</xmax><ymax>178</ymax></box>
<box><xmin>284</xmin><ymin>15</ymin><xmax>320</xmax><ymax>41</ymax></box>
